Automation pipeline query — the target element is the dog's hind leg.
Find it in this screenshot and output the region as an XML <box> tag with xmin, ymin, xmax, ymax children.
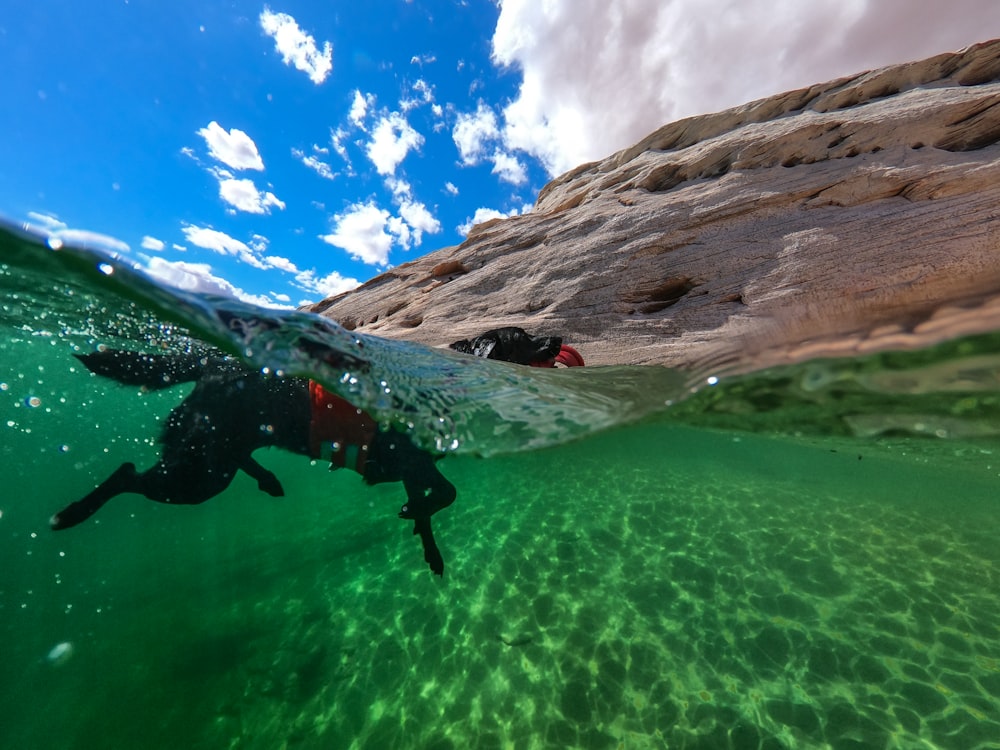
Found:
<box><xmin>50</xmin><ymin>462</ymin><xmax>140</xmax><ymax>530</ymax></box>
<box><xmin>398</xmin><ymin>471</ymin><xmax>455</xmax><ymax>577</ymax></box>
<box><xmin>412</xmin><ymin>517</ymin><xmax>444</xmax><ymax>577</ymax></box>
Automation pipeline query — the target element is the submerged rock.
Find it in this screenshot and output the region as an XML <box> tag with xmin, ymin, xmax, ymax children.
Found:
<box><xmin>305</xmin><ymin>40</ymin><xmax>1000</xmax><ymax>373</ymax></box>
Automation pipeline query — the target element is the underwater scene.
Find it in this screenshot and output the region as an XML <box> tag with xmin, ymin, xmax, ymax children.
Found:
<box><xmin>1</xmin><ymin>224</ymin><xmax>999</xmax><ymax>750</ymax></box>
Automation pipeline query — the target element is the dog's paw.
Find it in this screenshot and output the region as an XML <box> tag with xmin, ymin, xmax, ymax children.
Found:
<box><xmin>257</xmin><ymin>474</ymin><xmax>284</xmax><ymax>497</ymax></box>
<box><xmin>49</xmin><ymin>504</ymin><xmax>84</xmax><ymax>530</ymax></box>
<box><xmin>425</xmin><ymin>549</ymin><xmax>444</xmax><ymax>577</ymax></box>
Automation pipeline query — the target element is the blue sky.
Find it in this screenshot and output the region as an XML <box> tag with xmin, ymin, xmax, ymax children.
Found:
<box><xmin>2</xmin><ymin>1</ymin><xmax>998</xmax><ymax>308</ymax></box>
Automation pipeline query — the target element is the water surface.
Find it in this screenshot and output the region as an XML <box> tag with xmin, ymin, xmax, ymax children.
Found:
<box><xmin>1</xmin><ymin>226</ymin><xmax>998</xmax><ymax>749</ymax></box>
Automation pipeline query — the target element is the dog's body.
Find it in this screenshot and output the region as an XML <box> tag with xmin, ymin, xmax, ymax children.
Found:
<box><xmin>51</xmin><ymin>350</ymin><xmax>455</xmax><ymax>574</ymax></box>
<box><xmin>51</xmin><ymin>327</ymin><xmax>582</xmax><ymax>576</ymax></box>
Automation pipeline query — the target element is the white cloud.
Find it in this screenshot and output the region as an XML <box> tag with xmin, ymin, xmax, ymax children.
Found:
<box><xmin>141</xmin><ymin>235</ymin><xmax>165</xmax><ymax>251</ymax></box>
<box><xmin>294</xmin><ymin>268</ymin><xmax>360</xmax><ymax>298</ymax></box>
<box><xmin>401</xmin><ymin>79</ymin><xmax>435</xmax><ymax>111</ymax></box>
<box><xmin>386</xmin><ymin>176</ymin><xmax>412</xmax><ymax>199</ymax></box>
<box><xmin>398</xmin><ymin>199</ymin><xmax>441</xmax><ymax>247</ymax></box>
<box><xmin>292</xmin><ymin>147</ymin><xmax>335</xmax><ymax>179</ymax></box>
<box><xmin>144</xmin><ymin>257</ymin><xmax>239</xmax><ymax>296</ymax></box>
<box><xmin>52</xmin><ymin>229</ymin><xmax>131</xmax><ymax>254</ymax></box>
<box><xmin>25</xmin><ymin>213</ymin><xmax>131</xmax><ymax>253</ymax></box>
<box><xmin>490</xmin><ymin>149</ymin><xmax>527</xmax><ymax>185</ymax></box>
<box><xmin>197</xmin><ymin>122</ymin><xmax>264</xmax><ymax>171</ymax></box>
<box><xmin>25</xmin><ymin>211</ymin><xmax>66</xmax><ymax>232</ymax></box>
<box><xmin>457</xmin><ymin>206</ymin><xmax>523</xmax><ymax>236</ymax></box>
<box><xmin>452</xmin><ymin>102</ymin><xmax>499</xmax><ymax>165</ymax></box>
<box><xmin>143</xmin><ymin>257</ymin><xmax>290</xmax><ymax>308</ymax></box>
<box><xmin>263</xmin><ymin>255</ymin><xmax>298</xmax><ymax>273</ymax></box>
<box><xmin>180</xmin><ymin>225</ymin><xmax>268</xmax><ymax>270</ymax></box>
<box><xmin>320</xmin><ymin>195</ymin><xmax>440</xmax><ymax>266</ymax></box>
<box><xmin>259</xmin><ymin>7</ymin><xmax>332</xmax><ymax>85</ymax></box>
<box><xmin>181</xmin><ymin>225</ymin><xmax>251</xmax><ymax>255</ymax></box>
<box><xmin>330</xmin><ymin>126</ymin><xmax>350</xmax><ymax>162</ymax></box>
<box><xmin>320</xmin><ymin>202</ymin><xmax>396</xmax><ymax>266</ymax></box>
<box><xmin>444</xmin><ymin>181</ymin><xmax>459</xmax><ymax>196</ymax></box>
<box><xmin>366</xmin><ymin>112</ymin><xmax>424</xmax><ymax>176</ymax></box>
<box><xmin>349</xmin><ymin>90</ymin><xmax>374</xmax><ymax>129</ymax></box>
<box><xmin>492</xmin><ymin>0</ymin><xmax>1000</xmax><ymax>176</ymax></box>
<box><xmin>217</xmin><ymin>177</ymin><xmax>285</xmax><ymax>214</ymax></box>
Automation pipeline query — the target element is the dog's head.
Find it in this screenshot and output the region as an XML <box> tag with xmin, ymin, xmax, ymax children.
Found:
<box><xmin>450</xmin><ymin>327</ymin><xmax>562</xmax><ymax>366</ymax></box>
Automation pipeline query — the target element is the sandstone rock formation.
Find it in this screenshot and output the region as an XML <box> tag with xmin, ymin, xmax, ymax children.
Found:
<box><xmin>305</xmin><ymin>40</ymin><xmax>1000</xmax><ymax>374</ymax></box>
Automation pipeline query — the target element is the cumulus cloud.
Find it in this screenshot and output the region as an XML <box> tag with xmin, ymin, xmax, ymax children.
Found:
<box><xmin>259</xmin><ymin>7</ymin><xmax>333</xmax><ymax>84</ymax></box>
<box><xmin>330</xmin><ymin>127</ymin><xmax>351</xmax><ymax>163</ymax></box>
<box><xmin>320</xmin><ymin>202</ymin><xmax>396</xmax><ymax>266</ymax></box>
<box><xmin>145</xmin><ymin>257</ymin><xmax>241</xmax><ymax>296</ymax></box>
<box><xmin>452</xmin><ymin>102</ymin><xmax>525</xmax><ymax>184</ymax></box>
<box><xmin>292</xmin><ymin>147</ymin><xmax>335</xmax><ymax>179</ymax></box>
<box><xmin>452</xmin><ymin>102</ymin><xmax>499</xmax><ymax>165</ymax></box>
<box><xmin>366</xmin><ymin>112</ymin><xmax>424</xmax><ymax>176</ymax></box>
<box><xmin>349</xmin><ymin>89</ymin><xmax>374</xmax><ymax>129</ymax></box>
<box><xmin>25</xmin><ymin>212</ymin><xmax>131</xmax><ymax>254</ymax></box>
<box><xmin>321</xmin><ymin>195</ymin><xmax>440</xmax><ymax>266</ymax></box>
<box><xmin>398</xmin><ymin>199</ymin><xmax>441</xmax><ymax>247</ymax></box>
<box><xmin>490</xmin><ymin>149</ymin><xmax>527</xmax><ymax>185</ymax></box>
<box><xmin>217</xmin><ymin>176</ymin><xmax>286</xmax><ymax>215</ymax></box>
<box><xmin>457</xmin><ymin>206</ymin><xmax>524</xmax><ymax>236</ymax></box>
<box><xmin>294</xmin><ymin>268</ymin><xmax>360</xmax><ymax>298</ymax></box>
<box><xmin>25</xmin><ymin>211</ymin><xmax>67</xmax><ymax>232</ymax></box>
<box><xmin>180</xmin><ymin>224</ymin><xmax>272</xmax><ymax>270</ymax></box>
<box><xmin>492</xmin><ymin>0</ymin><xmax>1000</xmax><ymax>176</ymax></box>
<box><xmin>197</xmin><ymin>122</ymin><xmax>264</xmax><ymax>171</ymax></box>
<box><xmin>401</xmin><ymin>79</ymin><xmax>435</xmax><ymax>111</ymax></box>
<box><xmin>52</xmin><ymin>229</ymin><xmax>131</xmax><ymax>254</ymax></box>
<box><xmin>141</xmin><ymin>235</ymin><xmax>165</xmax><ymax>251</ymax></box>
<box><xmin>144</xmin><ymin>257</ymin><xmax>289</xmax><ymax>308</ymax></box>
<box><xmin>444</xmin><ymin>181</ymin><xmax>459</xmax><ymax>196</ymax></box>
<box><xmin>181</xmin><ymin>225</ymin><xmax>252</xmax><ymax>255</ymax></box>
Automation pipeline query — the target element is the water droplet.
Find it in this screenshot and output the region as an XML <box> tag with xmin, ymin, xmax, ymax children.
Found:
<box><xmin>47</xmin><ymin>641</ymin><xmax>74</xmax><ymax>665</ymax></box>
<box><xmin>97</xmin><ymin>263</ymin><xmax>113</xmax><ymax>276</ymax></box>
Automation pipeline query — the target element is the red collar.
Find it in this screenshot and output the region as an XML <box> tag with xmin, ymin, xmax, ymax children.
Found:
<box><xmin>308</xmin><ymin>381</ymin><xmax>377</xmax><ymax>473</ymax></box>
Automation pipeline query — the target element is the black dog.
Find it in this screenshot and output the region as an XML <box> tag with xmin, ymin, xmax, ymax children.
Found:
<box><xmin>50</xmin><ymin>349</ymin><xmax>457</xmax><ymax>574</ymax></box>
<box><xmin>449</xmin><ymin>326</ymin><xmax>584</xmax><ymax>367</ymax></box>
<box><xmin>51</xmin><ymin>328</ymin><xmax>581</xmax><ymax>576</ymax></box>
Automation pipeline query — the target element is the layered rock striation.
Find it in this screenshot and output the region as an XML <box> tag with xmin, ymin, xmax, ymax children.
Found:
<box><xmin>306</xmin><ymin>40</ymin><xmax>1000</xmax><ymax>373</ymax></box>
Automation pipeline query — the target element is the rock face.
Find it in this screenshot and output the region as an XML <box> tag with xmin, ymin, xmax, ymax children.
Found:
<box><xmin>306</xmin><ymin>40</ymin><xmax>1000</xmax><ymax>373</ymax></box>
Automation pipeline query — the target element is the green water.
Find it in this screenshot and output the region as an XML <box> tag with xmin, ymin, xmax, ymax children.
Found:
<box><xmin>2</xmin><ymin>226</ymin><xmax>999</xmax><ymax>749</ymax></box>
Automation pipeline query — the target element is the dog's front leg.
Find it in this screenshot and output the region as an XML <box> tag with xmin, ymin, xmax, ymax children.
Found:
<box><xmin>239</xmin><ymin>456</ymin><xmax>284</xmax><ymax>497</ymax></box>
<box><xmin>51</xmin><ymin>462</ymin><xmax>139</xmax><ymax>529</ymax></box>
